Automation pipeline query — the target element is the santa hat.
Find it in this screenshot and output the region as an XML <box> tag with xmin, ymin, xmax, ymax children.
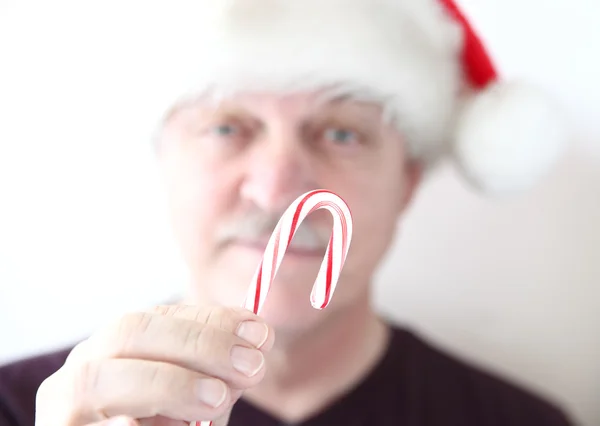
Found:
<box><xmin>154</xmin><ymin>0</ymin><xmax>569</xmax><ymax>193</ymax></box>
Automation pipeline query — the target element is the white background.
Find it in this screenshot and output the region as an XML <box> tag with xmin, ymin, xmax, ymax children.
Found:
<box><xmin>1</xmin><ymin>1</ymin><xmax>599</xmax><ymax>425</ymax></box>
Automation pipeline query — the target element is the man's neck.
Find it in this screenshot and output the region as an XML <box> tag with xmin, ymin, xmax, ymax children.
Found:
<box><xmin>242</xmin><ymin>295</ymin><xmax>391</xmax><ymax>423</ymax></box>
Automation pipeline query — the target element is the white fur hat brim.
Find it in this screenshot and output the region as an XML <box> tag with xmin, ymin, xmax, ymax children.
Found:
<box><xmin>149</xmin><ymin>0</ymin><xmax>570</xmax><ymax>194</ymax></box>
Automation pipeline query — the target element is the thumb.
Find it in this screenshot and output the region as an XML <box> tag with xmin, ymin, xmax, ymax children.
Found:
<box><xmin>193</xmin><ymin>412</ymin><xmax>230</xmax><ymax>426</ymax></box>
<box><xmin>193</xmin><ymin>389</ymin><xmax>242</xmax><ymax>426</ymax></box>
<box><xmin>193</xmin><ymin>410</ymin><xmax>231</xmax><ymax>426</ymax></box>
<box><xmin>86</xmin><ymin>416</ymin><xmax>140</xmax><ymax>426</ymax></box>
<box><xmin>86</xmin><ymin>393</ymin><xmax>242</xmax><ymax>426</ymax></box>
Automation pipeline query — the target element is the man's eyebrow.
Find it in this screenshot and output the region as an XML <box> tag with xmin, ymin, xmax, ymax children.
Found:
<box><xmin>164</xmin><ymin>97</ymin><xmax>247</xmax><ymax>122</ymax></box>
<box><xmin>314</xmin><ymin>96</ymin><xmax>382</xmax><ymax>117</ymax></box>
<box><xmin>314</xmin><ymin>90</ymin><xmax>384</xmax><ymax>112</ymax></box>
<box><xmin>315</xmin><ymin>92</ymin><xmax>356</xmax><ymax>107</ymax></box>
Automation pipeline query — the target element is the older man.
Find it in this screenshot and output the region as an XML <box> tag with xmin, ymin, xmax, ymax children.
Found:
<box><xmin>0</xmin><ymin>1</ymin><xmax>572</xmax><ymax>425</ymax></box>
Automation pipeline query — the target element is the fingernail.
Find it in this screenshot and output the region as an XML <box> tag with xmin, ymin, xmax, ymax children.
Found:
<box><xmin>230</xmin><ymin>346</ymin><xmax>264</xmax><ymax>377</ymax></box>
<box><xmin>235</xmin><ymin>321</ymin><xmax>269</xmax><ymax>348</ymax></box>
<box><xmin>194</xmin><ymin>378</ymin><xmax>227</xmax><ymax>408</ymax></box>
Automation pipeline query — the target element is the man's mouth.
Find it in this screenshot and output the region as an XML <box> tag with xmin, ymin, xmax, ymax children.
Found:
<box><xmin>233</xmin><ymin>239</ymin><xmax>327</xmax><ymax>257</ymax></box>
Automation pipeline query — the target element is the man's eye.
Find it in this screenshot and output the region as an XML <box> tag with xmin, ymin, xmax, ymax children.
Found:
<box><xmin>211</xmin><ymin>124</ymin><xmax>238</xmax><ymax>137</ymax></box>
<box><xmin>323</xmin><ymin>128</ymin><xmax>359</xmax><ymax>145</ymax></box>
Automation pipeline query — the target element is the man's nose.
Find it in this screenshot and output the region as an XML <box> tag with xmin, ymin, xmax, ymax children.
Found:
<box><xmin>240</xmin><ymin>139</ymin><xmax>316</xmax><ymax>213</ymax></box>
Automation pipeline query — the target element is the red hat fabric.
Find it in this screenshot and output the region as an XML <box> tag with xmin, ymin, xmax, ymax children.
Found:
<box><xmin>439</xmin><ymin>0</ymin><xmax>498</xmax><ymax>88</ymax></box>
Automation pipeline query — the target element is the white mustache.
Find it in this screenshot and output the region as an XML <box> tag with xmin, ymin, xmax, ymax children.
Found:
<box><xmin>217</xmin><ymin>211</ymin><xmax>331</xmax><ymax>251</ymax></box>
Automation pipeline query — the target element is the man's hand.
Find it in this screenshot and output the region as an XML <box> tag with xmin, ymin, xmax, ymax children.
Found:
<box><xmin>35</xmin><ymin>305</ymin><xmax>274</xmax><ymax>426</ymax></box>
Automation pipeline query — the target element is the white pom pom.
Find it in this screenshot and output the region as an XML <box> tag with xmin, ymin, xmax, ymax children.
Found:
<box><xmin>453</xmin><ymin>81</ymin><xmax>571</xmax><ymax>193</ymax></box>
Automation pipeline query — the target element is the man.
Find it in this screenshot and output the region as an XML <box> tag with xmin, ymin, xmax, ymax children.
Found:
<box><xmin>0</xmin><ymin>1</ymin><xmax>572</xmax><ymax>425</ymax></box>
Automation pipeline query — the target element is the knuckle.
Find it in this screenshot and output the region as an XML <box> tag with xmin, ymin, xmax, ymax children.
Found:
<box><xmin>72</xmin><ymin>359</ymin><xmax>104</xmax><ymax>397</ymax></box>
<box><xmin>144</xmin><ymin>362</ymin><xmax>164</xmax><ymax>388</ymax></box>
<box><xmin>107</xmin><ymin>312</ymin><xmax>155</xmax><ymax>355</ymax></box>
<box><xmin>149</xmin><ymin>304</ymin><xmax>181</xmax><ymax>317</ymax></box>
<box><xmin>69</xmin><ymin>359</ymin><xmax>121</xmax><ymax>422</ymax></box>
<box><xmin>146</xmin><ymin>363</ymin><xmax>194</xmax><ymax>399</ymax></box>
<box><xmin>203</xmin><ymin>306</ymin><xmax>226</xmax><ymax>328</ymax></box>
<box><xmin>36</xmin><ymin>361</ymin><xmax>105</xmax><ymax>425</ymax></box>
<box><xmin>119</xmin><ymin>312</ymin><xmax>155</xmax><ymax>337</ymax></box>
<box><xmin>149</xmin><ymin>304</ymin><xmax>259</xmax><ymax>333</ymax></box>
<box><xmin>84</xmin><ymin>312</ymin><xmax>159</xmax><ymax>359</ymax></box>
<box><xmin>186</xmin><ymin>322</ymin><xmax>220</xmax><ymax>359</ymax></box>
<box><xmin>205</xmin><ymin>306</ymin><xmax>250</xmax><ymax>331</ymax></box>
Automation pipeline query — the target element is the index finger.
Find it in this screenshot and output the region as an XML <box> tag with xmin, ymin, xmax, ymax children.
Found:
<box><xmin>147</xmin><ymin>305</ymin><xmax>275</xmax><ymax>350</ymax></box>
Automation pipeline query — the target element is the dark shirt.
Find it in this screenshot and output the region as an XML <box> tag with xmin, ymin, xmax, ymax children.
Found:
<box><xmin>0</xmin><ymin>325</ymin><xmax>573</xmax><ymax>426</ymax></box>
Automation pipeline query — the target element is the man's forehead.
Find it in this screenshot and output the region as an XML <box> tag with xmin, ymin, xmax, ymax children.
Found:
<box><xmin>168</xmin><ymin>89</ymin><xmax>385</xmax><ymax>121</ymax></box>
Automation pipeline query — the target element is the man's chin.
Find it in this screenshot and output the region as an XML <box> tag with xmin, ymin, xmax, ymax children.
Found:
<box><xmin>253</xmin><ymin>296</ymin><xmax>333</xmax><ymax>336</ymax></box>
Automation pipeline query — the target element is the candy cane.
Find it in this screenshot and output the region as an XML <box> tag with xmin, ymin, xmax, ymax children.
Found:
<box><xmin>243</xmin><ymin>189</ymin><xmax>353</xmax><ymax>314</ymax></box>
<box><xmin>197</xmin><ymin>189</ymin><xmax>353</xmax><ymax>426</ymax></box>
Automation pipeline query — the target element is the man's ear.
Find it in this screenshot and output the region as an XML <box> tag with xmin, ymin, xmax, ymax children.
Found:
<box><xmin>399</xmin><ymin>160</ymin><xmax>423</xmax><ymax>214</ymax></box>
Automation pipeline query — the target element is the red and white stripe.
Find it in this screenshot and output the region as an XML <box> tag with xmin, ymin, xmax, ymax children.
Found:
<box><xmin>243</xmin><ymin>189</ymin><xmax>353</xmax><ymax>314</ymax></box>
<box><xmin>197</xmin><ymin>189</ymin><xmax>353</xmax><ymax>426</ymax></box>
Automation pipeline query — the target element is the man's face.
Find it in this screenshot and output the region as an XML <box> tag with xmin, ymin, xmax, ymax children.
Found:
<box><xmin>157</xmin><ymin>91</ymin><xmax>419</xmax><ymax>331</ymax></box>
